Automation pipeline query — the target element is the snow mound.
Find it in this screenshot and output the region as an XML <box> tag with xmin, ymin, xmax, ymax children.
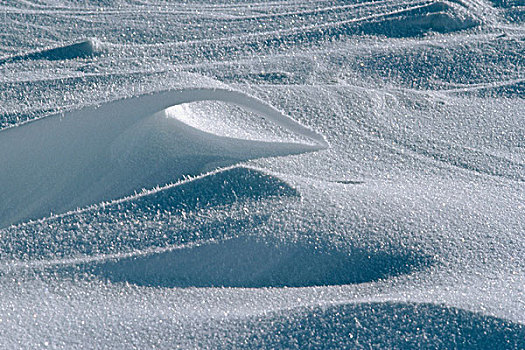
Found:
<box><xmin>359</xmin><ymin>1</ymin><xmax>480</xmax><ymax>37</ymax></box>
<box><xmin>129</xmin><ymin>166</ymin><xmax>300</xmax><ymax>210</ymax></box>
<box><xmin>0</xmin><ymin>167</ymin><xmax>299</xmax><ymax>262</ymax></box>
<box><xmin>0</xmin><ymin>167</ymin><xmax>299</xmax><ymax>267</ymax></box>
<box><xmin>0</xmin><ymin>78</ymin><xmax>326</xmax><ymax>228</ymax></box>
<box><xmin>0</xmin><ymin>39</ymin><xmax>99</xmax><ymax>64</ymax></box>
<box><xmin>88</xmin><ymin>236</ymin><xmax>430</xmax><ymax>288</ymax></box>
<box><xmin>215</xmin><ymin>301</ymin><xmax>525</xmax><ymax>348</ymax></box>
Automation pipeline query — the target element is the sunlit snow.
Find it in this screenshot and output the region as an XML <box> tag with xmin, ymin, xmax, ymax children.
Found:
<box><xmin>0</xmin><ymin>0</ymin><xmax>524</xmax><ymax>348</ymax></box>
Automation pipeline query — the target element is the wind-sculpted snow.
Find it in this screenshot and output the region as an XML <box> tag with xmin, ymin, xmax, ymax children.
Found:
<box><xmin>209</xmin><ymin>302</ymin><xmax>525</xmax><ymax>349</ymax></box>
<box><xmin>0</xmin><ymin>75</ymin><xmax>326</xmax><ymax>228</ymax></box>
<box><xmin>87</xmin><ymin>236</ymin><xmax>430</xmax><ymax>288</ymax></box>
<box><xmin>0</xmin><ymin>39</ymin><xmax>99</xmax><ymax>65</ymax></box>
<box><xmin>357</xmin><ymin>1</ymin><xmax>480</xmax><ymax>37</ymax></box>
<box><xmin>489</xmin><ymin>0</ymin><xmax>525</xmax><ymax>22</ymax></box>
<box><xmin>0</xmin><ymin>166</ymin><xmax>299</xmax><ymax>261</ymax></box>
<box><xmin>0</xmin><ymin>0</ymin><xmax>523</xmax><ymax>348</ymax></box>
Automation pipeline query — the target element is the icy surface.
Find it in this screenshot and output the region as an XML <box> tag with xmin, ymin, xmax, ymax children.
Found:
<box><xmin>0</xmin><ymin>0</ymin><xmax>524</xmax><ymax>348</ymax></box>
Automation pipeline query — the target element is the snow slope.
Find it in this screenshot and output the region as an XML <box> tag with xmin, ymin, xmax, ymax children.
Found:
<box><xmin>0</xmin><ymin>0</ymin><xmax>524</xmax><ymax>348</ymax></box>
<box><xmin>0</xmin><ymin>74</ymin><xmax>326</xmax><ymax>228</ymax></box>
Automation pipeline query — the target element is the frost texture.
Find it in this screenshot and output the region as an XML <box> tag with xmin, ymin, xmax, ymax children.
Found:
<box><xmin>0</xmin><ymin>0</ymin><xmax>524</xmax><ymax>349</ymax></box>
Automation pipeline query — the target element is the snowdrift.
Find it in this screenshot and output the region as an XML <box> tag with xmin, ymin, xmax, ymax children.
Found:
<box><xmin>1</xmin><ymin>0</ymin><xmax>523</xmax><ymax>348</ymax></box>
<box><xmin>89</xmin><ymin>236</ymin><xmax>429</xmax><ymax>288</ymax></box>
<box><xmin>0</xmin><ymin>74</ymin><xmax>326</xmax><ymax>228</ymax></box>
<box><xmin>215</xmin><ymin>301</ymin><xmax>525</xmax><ymax>348</ymax></box>
<box><xmin>0</xmin><ymin>39</ymin><xmax>98</xmax><ymax>64</ymax></box>
<box><xmin>0</xmin><ymin>167</ymin><xmax>300</xmax><ymax>261</ymax></box>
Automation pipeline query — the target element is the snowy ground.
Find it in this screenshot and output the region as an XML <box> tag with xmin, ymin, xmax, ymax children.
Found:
<box><xmin>0</xmin><ymin>0</ymin><xmax>524</xmax><ymax>348</ymax></box>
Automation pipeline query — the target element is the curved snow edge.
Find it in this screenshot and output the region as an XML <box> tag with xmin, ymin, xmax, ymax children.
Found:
<box><xmin>118</xmin><ymin>87</ymin><xmax>329</xmax><ymax>149</ymax></box>
<box><xmin>0</xmin><ymin>85</ymin><xmax>327</xmax><ymax>228</ymax></box>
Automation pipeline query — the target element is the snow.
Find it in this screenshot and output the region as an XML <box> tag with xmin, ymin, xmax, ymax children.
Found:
<box><xmin>0</xmin><ymin>79</ymin><xmax>326</xmax><ymax>228</ymax></box>
<box><xmin>0</xmin><ymin>0</ymin><xmax>524</xmax><ymax>348</ymax></box>
<box><xmin>0</xmin><ymin>38</ymin><xmax>99</xmax><ymax>64</ymax></box>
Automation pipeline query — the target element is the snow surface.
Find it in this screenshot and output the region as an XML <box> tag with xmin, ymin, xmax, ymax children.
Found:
<box><xmin>0</xmin><ymin>0</ymin><xmax>524</xmax><ymax>348</ymax></box>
